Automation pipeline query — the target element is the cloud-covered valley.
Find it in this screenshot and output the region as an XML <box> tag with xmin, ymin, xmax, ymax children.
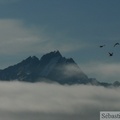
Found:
<box><xmin>0</xmin><ymin>81</ymin><xmax>119</xmax><ymax>120</ymax></box>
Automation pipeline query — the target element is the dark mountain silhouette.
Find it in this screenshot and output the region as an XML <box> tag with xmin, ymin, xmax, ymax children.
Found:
<box><xmin>0</xmin><ymin>51</ymin><xmax>119</xmax><ymax>86</ymax></box>
<box><xmin>0</xmin><ymin>51</ymin><xmax>90</xmax><ymax>84</ymax></box>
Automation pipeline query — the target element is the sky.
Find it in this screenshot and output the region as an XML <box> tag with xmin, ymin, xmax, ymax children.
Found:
<box><xmin>0</xmin><ymin>0</ymin><xmax>120</xmax><ymax>82</ymax></box>
<box><xmin>0</xmin><ymin>1</ymin><xmax>120</xmax><ymax>120</ymax></box>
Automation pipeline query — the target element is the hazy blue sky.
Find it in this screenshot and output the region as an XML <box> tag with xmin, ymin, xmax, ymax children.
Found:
<box><xmin>0</xmin><ymin>0</ymin><xmax>120</xmax><ymax>82</ymax></box>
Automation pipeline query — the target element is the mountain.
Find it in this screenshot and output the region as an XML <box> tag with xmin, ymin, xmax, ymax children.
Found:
<box><xmin>0</xmin><ymin>51</ymin><xmax>89</xmax><ymax>84</ymax></box>
<box><xmin>0</xmin><ymin>51</ymin><xmax>119</xmax><ymax>86</ymax></box>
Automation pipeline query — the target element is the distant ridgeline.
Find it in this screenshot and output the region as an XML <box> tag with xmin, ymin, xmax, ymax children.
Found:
<box><xmin>0</xmin><ymin>51</ymin><xmax>119</xmax><ymax>87</ymax></box>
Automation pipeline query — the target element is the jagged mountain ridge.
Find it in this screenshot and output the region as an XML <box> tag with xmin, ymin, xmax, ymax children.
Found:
<box><xmin>0</xmin><ymin>51</ymin><xmax>119</xmax><ymax>86</ymax></box>
<box><xmin>0</xmin><ymin>51</ymin><xmax>90</xmax><ymax>84</ymax></box>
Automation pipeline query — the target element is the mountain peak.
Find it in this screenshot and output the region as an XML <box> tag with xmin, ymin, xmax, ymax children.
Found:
<box><xmin>0</xmin><ymin>50</ymin><xmax>90</xmax><ymax>83</ymax></box>
<box><xmin>43</xmin><ymin>50</ymin><xmax>62</xmax><ymax>58</ymax></box>
<box><xmin>0</xmin><ymin>50</ymin><xmax>119</xmax><ymax>87</ymax></box>
<box><xmin>21</xmin><ymin>56</ymin><xmax>39</xmax><ymax>65</ymax></box>
<box><xmin>40</xmin><ymin>51</ymin><xmax>62</xmax><ymax>64</ymax></box>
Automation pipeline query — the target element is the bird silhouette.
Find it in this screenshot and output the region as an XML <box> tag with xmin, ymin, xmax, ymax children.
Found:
<box><xmin>108</xmin><ymin>52</ymin><xmax>113</xmax><ymax>56</ymax></box>
<box><xmin>100</xmin><ymin>45</ymin><xmax>105</xmax><ymax>48</ymax></box>
<box><xmin>114</xmin><ymin>43</ymin><xmax>120</xmax><ymax>47</ymax></box>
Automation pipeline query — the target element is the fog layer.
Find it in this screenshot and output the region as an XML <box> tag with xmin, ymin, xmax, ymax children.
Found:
<box><xmin>0</xmin><ymin>81</ymin><xmax>119</xmax><ymax>120</ymax></box>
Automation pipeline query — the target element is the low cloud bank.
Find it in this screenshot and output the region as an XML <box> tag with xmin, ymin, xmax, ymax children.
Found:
<box><xmin>0</xmin><ymin>81</ymin><xmax>119</xmax><ymax>120</ymax></box>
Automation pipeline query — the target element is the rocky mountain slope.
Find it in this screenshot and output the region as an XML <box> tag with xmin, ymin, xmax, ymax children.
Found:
<box><xmin>0</xmin><ymin>51</ymin><xmax>119</xmax><ymax>86</ymax></box>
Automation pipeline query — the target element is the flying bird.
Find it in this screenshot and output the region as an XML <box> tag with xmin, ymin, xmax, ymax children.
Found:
<box><xmin>99</xmin><ymin>45</ymin><xmax>106</xmax><ymax>48</ymax></box>
<box><xmin>114</xmin><ymin>43</ymin><xmax>120</xmax><ymax>47</ymax></box>
<box><xmin>108</xmin><ymin>52</ymin><xmax>113</xmax><ymax>56</ymax></box>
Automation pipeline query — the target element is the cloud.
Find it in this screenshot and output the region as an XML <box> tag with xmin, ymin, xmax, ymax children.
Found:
<box><xmin>80</xmin><ymin>62</ymin><xmax>120</xmax><ymax>82</ymax></box>
<box><xmin>0</xmin><ymin>19</ymin><xmax>86</xmax><ymax>56</ymax></box>
<box><xmin>0</xmin><ymin>18</ymin><xmax>89</xmax><ymax>68</ymax></box>
<box><xmin>61</xmin><ymin>63</ymin><xmax>87</xmax><ymax>80</ymax></box>
<box><xmin>0</xmin><ymin>81</ymin><xmax>119</xmax><ymax>120</ymax></box>
<box><xmin>0</xmin><ymin>19</ymin><xmax>43</xmax><ymax>55</ymax></box>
